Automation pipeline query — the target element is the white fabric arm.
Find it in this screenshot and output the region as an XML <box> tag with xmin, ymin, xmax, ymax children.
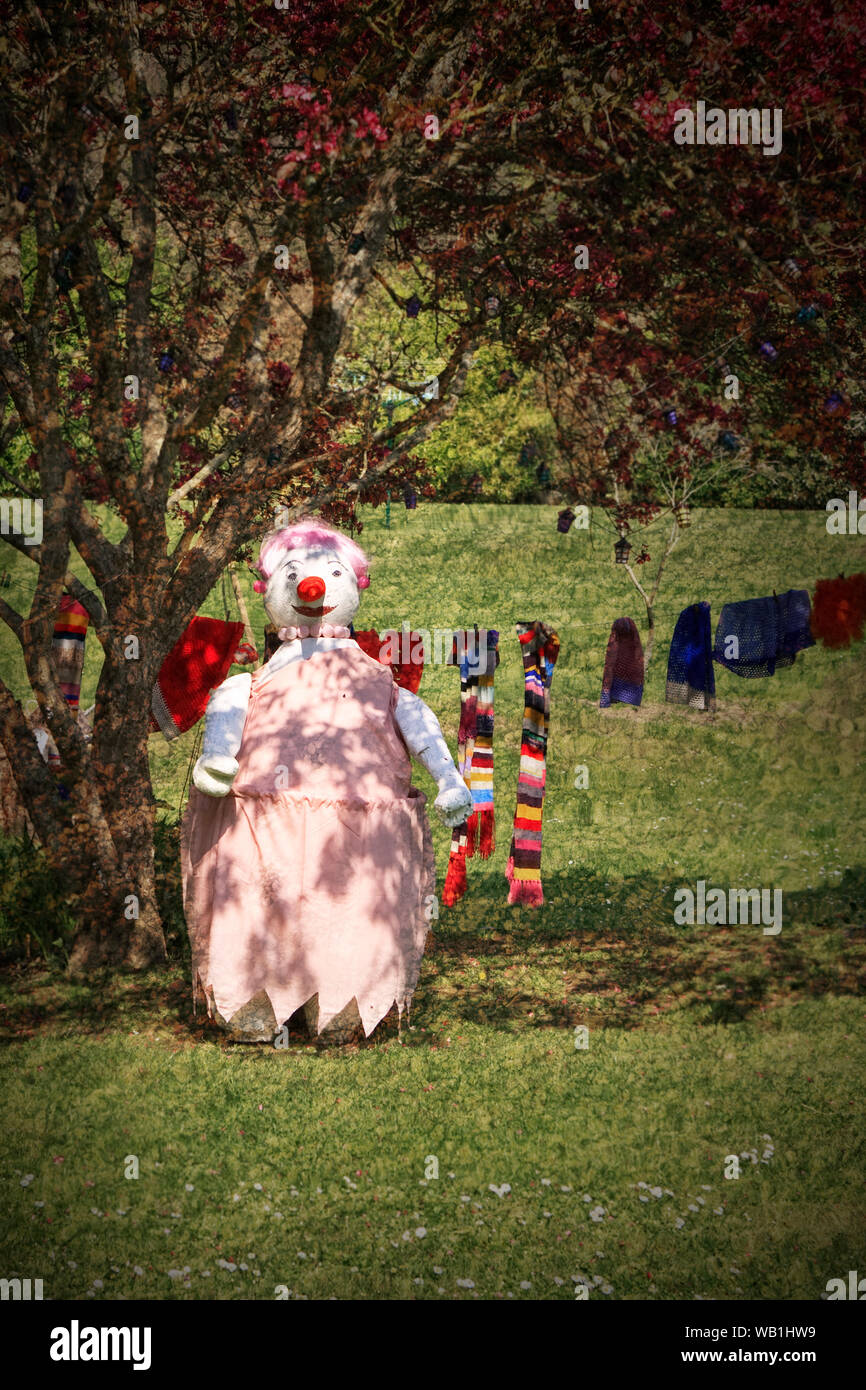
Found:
<box><xmin>192</xmin><ymin>672</ymin><xmax>252</xmax><ymax>797</ymax></box>
<box><xmin>395</xmin><ymin>688</ymin><xmax>473</xmax><ymax>828</ymax></box>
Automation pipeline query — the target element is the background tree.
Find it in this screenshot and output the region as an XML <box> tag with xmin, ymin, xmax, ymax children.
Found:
<box><xmin>0</xmin><ymin>0</ymin><xmax>863</xmax><ymax>971</ymax></box>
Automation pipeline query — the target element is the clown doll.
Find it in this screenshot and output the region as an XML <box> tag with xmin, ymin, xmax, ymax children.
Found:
<box><xmin>182</xmin><ymin>519</ymin><xmax>472</xmax><ymax>1043</ymax></box>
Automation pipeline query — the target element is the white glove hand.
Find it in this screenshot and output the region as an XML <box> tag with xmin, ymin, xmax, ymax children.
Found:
<box><xmin>434</xmin><ymin>782</ymin><xmax>473</xmax><ymax>828</ymax></box>
<box><xmin>192</xmin><ymin>754</ymin><xmax>239</xmax><ymax>798</ymax></box>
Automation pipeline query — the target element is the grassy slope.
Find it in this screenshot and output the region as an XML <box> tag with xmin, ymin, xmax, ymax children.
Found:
<box><xmin>1</xmin><ymin>503</ymin><xmax>865</xmax><ymax>1300</ymax></box>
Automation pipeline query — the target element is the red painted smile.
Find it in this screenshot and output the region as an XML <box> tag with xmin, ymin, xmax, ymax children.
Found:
<box><xmin>293</xmin><ymin>603</ymin><xmax>336</xmax><ymax>617</ymax></box>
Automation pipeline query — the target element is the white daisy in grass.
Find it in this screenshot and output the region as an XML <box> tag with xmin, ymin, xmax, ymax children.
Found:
<box><xmin>456</xmin><ymin>1278</ymin><xmax>475</xmax><ymax>1289</ymax></box>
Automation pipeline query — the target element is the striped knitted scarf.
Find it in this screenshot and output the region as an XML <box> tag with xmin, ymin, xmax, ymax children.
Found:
<box><xmin>506</xmin><ymin>621</ymin><xmax>560</xmax><ymax>907</ymax></box>
<box><xmin>442</xmin><ymin>627</ymin><xmax>499</xmax><ymax>906</ymax></box>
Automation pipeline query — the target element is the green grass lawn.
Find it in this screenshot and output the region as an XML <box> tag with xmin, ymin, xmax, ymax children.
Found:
<box><xmin>1</xmin><ymin>502</ymin><xmax>865</xmax><ymax>1300</ymax></box>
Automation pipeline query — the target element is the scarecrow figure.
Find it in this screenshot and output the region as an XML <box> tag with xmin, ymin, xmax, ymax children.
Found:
<box><xmin>182</xmin><ymin>519</ymin><xmax>471</xmax><ymax>1044</ymax></box>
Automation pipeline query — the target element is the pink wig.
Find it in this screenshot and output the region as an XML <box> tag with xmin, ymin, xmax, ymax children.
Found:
<box><xmin>253</xmin><ymin>519</ymin><xmax>371</xmax><ymax>593</ymax></box>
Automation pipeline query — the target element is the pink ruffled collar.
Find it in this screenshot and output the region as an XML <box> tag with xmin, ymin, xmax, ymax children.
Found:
<box><xmin>278</xmin><ymin>623</ymin><xmax>352</xmax><ymax>642</ymax></box>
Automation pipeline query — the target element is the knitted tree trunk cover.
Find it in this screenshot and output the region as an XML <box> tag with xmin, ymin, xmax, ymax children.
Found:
<box><xmin>442</xmin><ymin>628</ymin><xmax>499</xmax><ymax>906</ymax></box>
<box><xmin>506</xmin><ymin>621</ymin><xmax>560</xmax><ymax>907</ymax></box>
<box><xmin>53</xmin><ymin>595</ymin><xmax>90</xmax><ymax>711</ymax></box>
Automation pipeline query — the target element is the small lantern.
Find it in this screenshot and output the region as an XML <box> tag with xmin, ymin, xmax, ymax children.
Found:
<box><xmin>614</xmin><ymin>534</ymin><xmax>631</xmax><ymax>564</ymax></box>
<box><xmin>348</xmin><ymin>232</ymin><xmax>366</xmax><ymax>255</ymax></box>
<box><xmin>718</xmin><ymin>430</ymin><xmax>740</xmax><ymax>453</ymax></box>
<box><xmin>663</xmin><ymin>407</ymin><xmax>678</xmax><ymax>427</ymax></box>
<box><xmin>485</xmin><ymin>295</ymin><xmax>500</xmax><ymax>317</ymax></box>
<box><xmin>674</xmin><ymin>501</ymin><xmax>691</xmax><ymax>528</ymax></box>
<box><xmin>759</xmin><ymin>342</ymin><xmax>778</xmax><ymax>362</ymax></box>
<box><xmin>796</xmin><ymin>304</ymin><xmax>819</xmax><ymax>324</ymax></box>
<box><xmin>824</xmin><ymin>390</ymin><xmax>844</xmax><ymax>414</ymax></box>
<box><xmin>158</xmin><ymin>350</ymin><xmax>174</xmax><ymax>372</ymax></box>
<box><xmin>403</xmin><ymin>484</ymin><xmax>417</xmax><ymax>510</ymax></box>
<box><xmin>16</xmin><ymin>182</ymin><xmax>32</xmax><ymax>203</ymax></box>
<box><xmin>406</xmin><ymin>293</ymin><xmax>422</xmax><ymax>318</ymax></box>
<box><xmin>557</xmin><ymin>507</ymin><xmax>575</xmax><ymax>534</ymax></box>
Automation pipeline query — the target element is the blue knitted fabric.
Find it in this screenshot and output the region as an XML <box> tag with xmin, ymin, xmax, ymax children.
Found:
<box><xmin>666</xmin><ymin>601</ymin><xmax>716</xmax><ymax>709</ymax></box>
<box><xmin>713</xmin><ymin>590</ymin><xmax>815</xmax><ymax>678</ymax></box>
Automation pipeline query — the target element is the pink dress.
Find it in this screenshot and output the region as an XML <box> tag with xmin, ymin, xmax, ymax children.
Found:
<box><xmin>181</xmin><ymin>643</ymin><xmax>435</xmax><ymax>1036</ymax></box>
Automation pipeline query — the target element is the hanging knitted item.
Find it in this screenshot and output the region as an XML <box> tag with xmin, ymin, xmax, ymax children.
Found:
<box><xmin>506</xmin><ymin>621</ymin><xmax>560</xmax><ymax>907</ymax></box>
<box><xmin>466</xmin><ymin>628</ymin><xmax>498</xmax><ymax>858</ymax></box>
<box><xmin>352</xmin><ymin>627</ymin><xmax>425</xmax><ymax>693</ymax></box>
<box><xmin>599</xmin><ymin>617</ymin><xmax>644</xmax><ymax>707</ymax></box>
<box><xmin>810</xmin><ymin>574</ymin><xmax>866</xmax><ymax>648</ymax></box>
<box><xmin>713</xmin><ymin>591</ymin><xmax>814</xmax><ymax>677</ymax></box>
<box><xmin>150</xmin><ymin>616</ymin><xmax>244</xmax><ymax>740</ymax></box>
<box><xmin>666</xmin><ymin>602</ymin><xmax>716</xmax><ymax>710</ymax></box>
<box><xmin>442</xmin><ymin>628</ymin><xmax>498</xmax><ymax>905</ymax></box>
<box><xmin>53</xmin><ymin>595</ymin><xmax>89</xmax><ymax>710</ymax></box>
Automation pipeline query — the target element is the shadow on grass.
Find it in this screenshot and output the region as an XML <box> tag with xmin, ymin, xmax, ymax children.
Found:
<box><xmin>1</xmin><ymin>867</ymin><xmax>863</xmax><ymax>1047</ymax></box>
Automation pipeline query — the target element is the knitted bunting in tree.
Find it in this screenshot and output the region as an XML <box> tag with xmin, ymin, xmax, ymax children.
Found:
<box><xmin>442</xmin><ymin>628</ymin><xmax>499</xmax><ymax>906</ymax></box>
<box><xmin>53</xmin><ymin>595</ymin><xmax>89</xmax><ymax>710</ymax></box>
<box><xmin>506</xmin><ymin>621</ymin><xmax>559</xmax><ymax>907</ymax></box>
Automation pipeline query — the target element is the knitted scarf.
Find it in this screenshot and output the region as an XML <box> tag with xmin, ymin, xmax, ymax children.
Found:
<box><xmin>442</xmin><ymin>627</ymin><xmax>499</xmax><ymax>906</ymax></box>
<box><xmin>150</xmin><ymin>616</ymin><xmax>245</xmax><ymax>739</ymax></box>
<box><xmin>666</xmin><ymin>601</ymin><xmax>716</xmax><ymax>710</ymax></box>
<box><xmin>53</xmin><ymin>596</ymin><xmax>89</xmax><ymax>711</ymax></box>
<box><xmin>810</xmin><ymin>574</ymin><xmax>866</xmax><ymax>649</ymax></box>
<box><xmin>600</xmin><ymin>617</ymin><xmax>644</xmax><ymax>707</ymax></box>
<box><xmin>506</xmin><ymin>621</ymin><xmax>559</xmax><ymax>907</ymax></box>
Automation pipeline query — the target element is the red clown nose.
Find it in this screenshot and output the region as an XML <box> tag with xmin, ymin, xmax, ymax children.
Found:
<box><xmin>297</xmin><ymin>575</ymin><xmax>326</xmax><ymax>603</ymax></box>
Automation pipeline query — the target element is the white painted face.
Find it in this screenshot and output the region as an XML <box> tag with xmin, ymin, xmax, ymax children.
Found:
<box><xmin>263</xmin><ymin>545</ymin><xmax>361</xmax><ymax>630</ymax></box>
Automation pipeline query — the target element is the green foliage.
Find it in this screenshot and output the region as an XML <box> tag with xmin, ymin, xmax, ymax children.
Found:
<box><xmin>0</xmin><ymin>833</ymin><xmax>76</xmax><ymax>966</ymax></box>
<box><xmin>413</xmin><ymin>347</ymin><xmax>557</xmax><ymax>501</ymax></box>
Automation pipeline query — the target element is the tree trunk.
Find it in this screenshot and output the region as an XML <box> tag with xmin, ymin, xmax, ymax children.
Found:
<box><xmin>64</xmin><ymin>635</ymin><xmax>169</xmax><ymax>973</ymax></box>
<box><xmin>644</xmin><ymin>603</ymin><xmax>655</xmax><ymax>667</ymax></box>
